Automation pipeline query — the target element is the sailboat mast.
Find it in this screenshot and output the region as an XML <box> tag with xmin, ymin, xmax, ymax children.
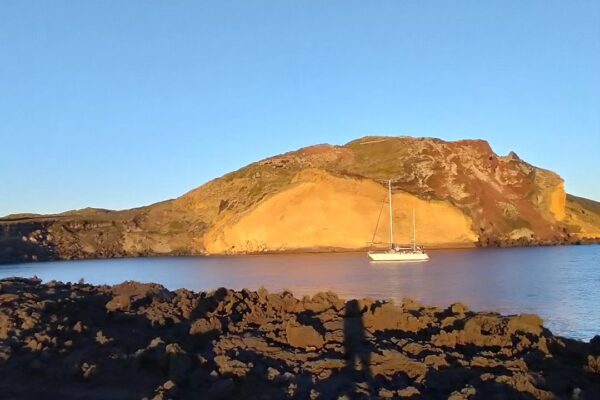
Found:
<box><xmin>388</xmin><ymin>180</ymin><xmax>393</xmax><ymax>249</ymax></box>
<box><xmin>412</xmin><ymin>209</ymin><xmax>416</xmax><ymax>251</ymax></box>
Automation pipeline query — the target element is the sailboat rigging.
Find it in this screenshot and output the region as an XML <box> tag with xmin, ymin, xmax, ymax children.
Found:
<box><xmin>368</xmin><ymin>180</ymin><xmax>429</xmax><ymax>262</ymax></box>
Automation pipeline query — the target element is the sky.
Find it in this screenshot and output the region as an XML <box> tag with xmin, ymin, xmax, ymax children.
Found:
<box><xmin>1</xmin><ymin>1</ymin><xmax>599</xmax><ymax>216</ymax></box>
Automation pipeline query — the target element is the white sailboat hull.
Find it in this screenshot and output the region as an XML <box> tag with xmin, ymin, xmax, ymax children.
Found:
<box><xmin>368</xmin><ymin>251</ymin><xmax>429</xmax><ymax>262</ymax></box>
<box><xmin>368</xmin><ymin>180</ymin><xmax>429</xmax><ymax>263</ymax></box>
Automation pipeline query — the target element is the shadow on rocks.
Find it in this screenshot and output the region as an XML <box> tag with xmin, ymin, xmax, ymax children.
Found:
<box><xmin>343</xmin><ymin>299</ymin><xmax>374</xmax><ymax>396</ymax></box>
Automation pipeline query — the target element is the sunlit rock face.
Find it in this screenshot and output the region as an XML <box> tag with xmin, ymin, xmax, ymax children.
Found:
<box><xmin>1</xmin><ymin>136</ymin><xmax>599</xmax><ymax>262</ymax></box>
<box><xmin>197</xmin><ymin>136</ymin><xmax>592</xmax><ymax>253</ymax></box>
<box><xmin>203</xmin><ymin>169</ymin><xmax>477</xmax><ymax>254</ymax></box>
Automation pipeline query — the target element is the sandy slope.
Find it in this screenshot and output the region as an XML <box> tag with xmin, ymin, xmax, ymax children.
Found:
<box><xmin>205</xmin><ymin>170</ymin><xmax>477</xmax><ymax>253</ymax></box>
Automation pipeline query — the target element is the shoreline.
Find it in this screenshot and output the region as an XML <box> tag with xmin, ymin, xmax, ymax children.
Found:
<box><xmin>1</xmin><ymin>239</ymin><xmax>598</xmax><ymax>266</ymax></box>
<box><xmin>0</xmin><ymin>278</ymin><xmax>598</xmax><ymax>399</ymax></box>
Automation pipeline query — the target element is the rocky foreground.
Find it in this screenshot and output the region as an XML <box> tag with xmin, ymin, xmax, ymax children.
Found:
<box><xmin>0</xmin><ymin>278</ymin><xmax>599</xmax><ymax>399</ymax></box>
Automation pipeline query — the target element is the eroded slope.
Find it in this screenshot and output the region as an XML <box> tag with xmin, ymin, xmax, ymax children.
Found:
<box><xmin>1</xmin><ymin>136</ymin><xmax>598</xmax><ymax>262</ymax></box>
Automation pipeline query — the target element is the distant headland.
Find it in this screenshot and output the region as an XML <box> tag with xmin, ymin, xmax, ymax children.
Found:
<box><xmin>1</xmin><ymin>136</ymin><xmax>599</xmax><ymax>264</ymax></box>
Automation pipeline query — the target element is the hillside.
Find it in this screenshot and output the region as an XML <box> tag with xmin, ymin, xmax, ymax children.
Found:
<box><xmin>1</xmin><ymin>136</ymin><xmax>599</xmax><ymax>263</ymax></box>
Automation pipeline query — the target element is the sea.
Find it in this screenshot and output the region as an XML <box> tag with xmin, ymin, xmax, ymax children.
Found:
<box><xmin>1</xmin><ymin>245</ymin><xmax>599</xmax><ymax>341</ymax></box>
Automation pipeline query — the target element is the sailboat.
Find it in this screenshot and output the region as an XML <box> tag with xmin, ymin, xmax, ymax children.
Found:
<box><xmin>368</xmin><ymin>180</ymin><xmax>429</xmax><ymax>262</ymax></box>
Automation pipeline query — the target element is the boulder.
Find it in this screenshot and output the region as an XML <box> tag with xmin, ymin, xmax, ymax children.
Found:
<box><xmin>587</xmin><ymin>355</ymin><xmax>600</xmax><ymax>374</ymax></box>
<box><xmin>398</xmin><ymin>386</ymin><xmax>420</xmax><ymax>397</ymax></box>
<box><xmin>267</xmin><ymin>366</ymin><xmax>280</xmax><ymax>380</ymax></box>
<box><xmin>363</xmin><ymin>303</ymin><xmax>427</xmax><ymax>333</ymax></box>
<box><xmin>370</xmin><ymin>350</ymin><xmax>428</xmax><ymax>380</ymax></box>
<box><xmin>111</xmin><ymin>281</ymin><xmax>173</xmax><ymax>306</ymax></box>
<box><xmin>286</xmin><ymin>323</ymin><xmax>325</xmax><ymax>349</ymax></box>
<box><xmin>450</xmin><ymin>302</ymin><xmax>469</xmax><ymax>314</ymax></box>
<box><xmin>214</xmin><ymin>355</ymin><xmax>252</xmax><ymax>377</ymax></box>
<box><xmin>378</xmin><ymin>388</ymin><xmax>396</xmax><ymax>398</ymax></box>
<box><xmin>0</xmin><ymin>293</ymin><xmax>19</xmax><ymax>305</ymax></box>
<box><xmin>105</xmin><ymin>294</ymin><xmax>131</xmax><ymax>312</ymax></box>
<box><xmin>95</xmin><ymin>330</ymin><xmax>112</xmax><ymax>345</ymax></box>
<box><xmin>0</xmin><ymin>314</ymin><xmax>13</xmax><ymax>340</ymax></box>
<box><xmin>507</xmin><ymin>314</ymin><xmax>544</xmax><ymax>336</ymax></box>
<box><xmin>303</xmin><ymin>292</ymin><xmax>344</xmax><ymax>313</ymax></box>
<box><xmin>189</xmin><ymin>317</ymin><xmax>222</xmax><ymax>335</ymax></box>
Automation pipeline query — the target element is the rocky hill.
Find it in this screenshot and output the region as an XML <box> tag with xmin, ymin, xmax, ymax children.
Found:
<box><xmin>1</xmin><ymin>136</ymin><xmax>599</xmax><ymax>263</ymax></box>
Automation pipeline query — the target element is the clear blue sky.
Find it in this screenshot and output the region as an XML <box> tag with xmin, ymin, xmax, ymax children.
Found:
<box><xmin>1</xmin><ymin>1</ymin><xmax>599</xmax><ymax>216</ymax></box>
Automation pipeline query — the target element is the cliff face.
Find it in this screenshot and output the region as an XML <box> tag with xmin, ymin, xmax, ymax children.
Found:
<box><xmin>203</xmin><ymin>169</ymin><xmax>478</xmax><ymax>253</ymax></box>
<box><xmin>1</xmin><ymin>136</ymin><xmax>598</xmax><ymax>263</ymax></box>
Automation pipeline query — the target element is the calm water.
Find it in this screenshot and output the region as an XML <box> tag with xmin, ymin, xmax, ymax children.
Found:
<box><xmin>1</xmin><ymin>246</ymin><xmax>599</xmax><ymax>340</ymax></box>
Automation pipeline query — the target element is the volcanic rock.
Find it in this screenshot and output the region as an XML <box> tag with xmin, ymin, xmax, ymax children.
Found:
<box><xmin>285</xmin><ymin>322</ymin><xmax>325</xmax><ymax>349</ymax></box>
<box><xmin>0</xmin><ymin>278</ymin><xmax>598</xmax><ymax>399</ymax></box>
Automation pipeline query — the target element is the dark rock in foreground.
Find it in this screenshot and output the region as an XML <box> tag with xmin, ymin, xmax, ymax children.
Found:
<box><xmin>0</xmin><ymin>278</ymin><xmax>599</xmax><ymax>399</ymax></box>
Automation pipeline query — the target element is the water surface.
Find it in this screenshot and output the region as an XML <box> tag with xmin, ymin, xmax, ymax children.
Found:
<box><xmin>1</xmin><ymin>246</ymin><xmax>599</xmax><ymax>340</ymax></box>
